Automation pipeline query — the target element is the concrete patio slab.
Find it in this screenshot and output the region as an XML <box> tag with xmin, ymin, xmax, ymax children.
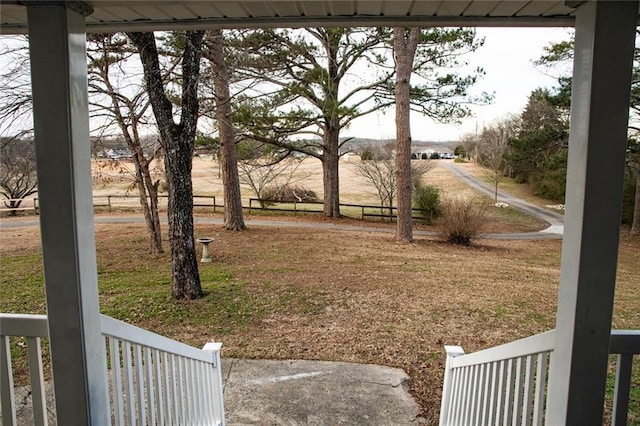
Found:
<box><xmin>222</xmin><ymin>359</ymin><xmax>424</xmax><ymax>425</ymax></box>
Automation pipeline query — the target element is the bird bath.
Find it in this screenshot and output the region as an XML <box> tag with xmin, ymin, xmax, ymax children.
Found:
<box><xmin>196</xmin><ymin>237</ymin><xmax>214</xmax><ymax>262</ymax></box>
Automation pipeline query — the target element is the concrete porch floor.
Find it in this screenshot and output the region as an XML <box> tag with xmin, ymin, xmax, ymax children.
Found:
<box><xmin>11</xmin><ymin>359</ymin><xmax>424</xmax><ymax>425</ymax></box>
<box><xmin>222</xmin><ymin>359</ymin><xmax>424</xmax><ymax>425</ymax></box>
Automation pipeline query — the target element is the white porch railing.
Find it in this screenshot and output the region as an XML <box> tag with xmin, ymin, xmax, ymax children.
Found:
<box><xmin>440</xmin><ymin>329</ymin><xmax>640</xmax><ymax>426</ymax></box>
<box><xmin>101</xmin><ymin>315</ymin><xmax>225</xmax><ymax>426</ymax></box>
<box><xmin>0</xmin><ymin>314</ymin><xmax>50</xmax><ymax>426</ymax></box>
<box><xmin>0</xmin><ymin>313</ymin><xmax>225</xmax><ymax>426</ymax></box>
<box><xmin>609</xmin><ymin>330</ymin><xmax>640</xmax><ymax>426</ymax></box>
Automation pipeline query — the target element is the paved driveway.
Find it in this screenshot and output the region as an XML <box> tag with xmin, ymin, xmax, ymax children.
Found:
<box><xmin>442</xmin><ymin>163</ymin><xmax>564</xmax><ymax>238</ymax></box>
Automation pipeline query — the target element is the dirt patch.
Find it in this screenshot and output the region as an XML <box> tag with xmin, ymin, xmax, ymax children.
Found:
<box><xmin>0</xmin><ymin>225</ymin><xmax>41</xmax><ymax>256</ymax></box>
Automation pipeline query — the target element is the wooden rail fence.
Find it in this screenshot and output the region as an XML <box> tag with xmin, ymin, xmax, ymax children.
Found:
<box><xmin>2</xmin><ymin>195</ymin><xmax>434</xmax><ymax>222</ymax></box>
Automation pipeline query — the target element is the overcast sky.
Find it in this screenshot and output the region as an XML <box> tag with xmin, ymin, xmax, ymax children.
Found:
<box><xmin>347</xmin><ymin>27</ymin><xmax>575</xmax><ymax>142</ymax></box>
<box><xmin>1</xmin><ymin>27</ymin><xmax>575</xmax><ymax>142</ymax></box>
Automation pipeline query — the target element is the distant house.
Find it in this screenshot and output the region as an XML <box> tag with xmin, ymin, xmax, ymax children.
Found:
<box><xmin>411</xmin><ymin>148</ymin><xmax>436</xmax><ymax>159</ymax></box>
<box><xmin>104</xmin><ymin>148</ymin><xmax>132</xmax><ymax>160</ymax></box>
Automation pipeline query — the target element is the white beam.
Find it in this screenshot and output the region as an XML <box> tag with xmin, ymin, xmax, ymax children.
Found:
<box><xmin>26</xmin><ymin>3</ymin><xmax>110</xmax><ymax>425</ymax></box>
<box><xmin>546</xmin><ymin>1</ymin><xmax>638</xmax><ymax>424</ymax></box>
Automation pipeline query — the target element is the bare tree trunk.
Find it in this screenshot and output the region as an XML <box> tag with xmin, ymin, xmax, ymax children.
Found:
<box><xmin>205</xmin><ymin>30</ymin><xmax>245</xmax><ymax>230</ymax></box>
<box><xmin>127</xmin><ymin>119</ymin><xmax>163</xmax><ymax>254</ymax></box>
<box><xmin>478</xmin><ymin>125</ymin><xmax>508</xmax><ymax>204</ymax></box>
<box><xmin>142</xmin><ymin>159</ymin><xmax>163</xmax><ymax>252</ymax></box>
<box><xmin>320</xmin><ymin>35</ymin><xmax>342</xmax><ymax>219</ymax></box>
<box><xmin>393</xmin><ymin>28</ymin><xmax>420</xmax><ymax>243</ymax></box>
<box><xmin>127</xmin><ymin>30</ymin><xmax>204</xmax><ymax>300</ymax></box>
<box><xmin>322</xmin><ymin>124</ymin><xmax>341</xmax><ymax>218</ymax></box>
<box><xmin>129</xmin><ymin>118</ymin><xmax>163</xmax><ymax>254</ymax></box>
<box><xmin>165</xmin><ymin>133</ymin><xmax>201</xmax><ymax>299</ymax></box>
<box><xmin>631</xmin><ymin>169</ymin><xmax>640</xmax><ymax>236</ymax></box>
<box><xmin>89</xmin><ymin>34</ymin><xmax>164</xmax><ymax>254</ymax></box>
<box><xmin>132</xmin><ymin>151</ymin><xmax>163</xmax><ymax>254</ymax></box>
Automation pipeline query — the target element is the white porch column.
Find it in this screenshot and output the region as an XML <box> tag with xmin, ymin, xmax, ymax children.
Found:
<box><xmin>26</xmin><ymin>2</ymin><xmax>110</xmax><ymax>425</ymax></box>
<box><xmin>547</xmin><ymin>1</ymin><xmax>637</xmax><ymax>424</ymax></box>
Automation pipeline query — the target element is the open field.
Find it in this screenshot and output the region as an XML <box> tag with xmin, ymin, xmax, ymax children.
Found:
<box><xmin>84</xmin><ymin>158</ymin><xmax>552</xmax><ymax>233</ymax></box>
<box><xmin>92</xmin><ymin>157</ymin><xmax>507</xmax><ymax>207</ymax></box>
<box><xmin>5</xmin><ymin>158</ymin><xmax>550</xmax><ymax>233</ymax></box>
<box><xmin>1</xmin><ymin>218</ymin><xmax>639</xmax><ymax>423</ymax></box>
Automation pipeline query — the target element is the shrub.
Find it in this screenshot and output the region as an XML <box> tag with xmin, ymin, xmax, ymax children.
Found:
<box><xmin>411</xmin><ymin>153</ymin><xmax>418</xmax><ymax>160</ymax></box>
<box><xmin>529</xmin><ymin>152</ymin><xmax>567</xmax><ymax>202</ymax></box>
<box><xmin>413</xmin><ymin>185</ymin><xmax>442</xmax><ymax>224</ymax></box>
<box><xmin>421</xmin><ymin>153</ymin><xmax>429</xmax><ymax>160</ymax></box>
<box><xmin>531</xmin><ymin>170</ymin><xmax>566</xmax><ymax>201</ymax></box>
<box><xmin>436</xmin><ymin>197</ymin><xmax>488</xmax><ymax>246</ymax></box>
<box><xmin>514</xmin><ymin>174</ymin><xmax>528</xmax><ymax>184</ymax></box>
<box><xmin>360</xmin><ymin>148</ymin><xmax>374</xmax><ymax>161</ymax></box>
<box><xmin>430</xmin><ymin>152</ymin><xmax>440</xmax><ymax>160</ymax></box>
<box><xmin>453</xmin><ymin>157</ymin><xmax>467</xmax><ymax>163</ymax></box>
<box><xmin>262</xmin><ymin>184</ymin><xmax>319</xmax><ymax>203</ymax></box>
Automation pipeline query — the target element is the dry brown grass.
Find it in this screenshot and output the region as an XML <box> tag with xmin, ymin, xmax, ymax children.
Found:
<box><xmin>88</xmin><ymin>157</ymin><xmax>493</xmax><ymax>206</ymax></box>
<box><xmin>2</xmin><ymin>220</ymin><xmax>639</xmax><ymax>423</ymax></box>
<box><xmin>208</xmin><ymin>226</ymin><xmax>564</xmax><ymax>422</ymax></box>
<box><xmin>3</xmin><ymin>158</ymin><xmax>636</xmax><ymax>423</ymax></box>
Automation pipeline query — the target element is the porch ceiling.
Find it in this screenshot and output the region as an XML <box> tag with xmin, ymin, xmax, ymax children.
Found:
<box><xmin>0</xmin><ymin>0</ymin><xmax>612</xmax><ymax>33</ymax></box>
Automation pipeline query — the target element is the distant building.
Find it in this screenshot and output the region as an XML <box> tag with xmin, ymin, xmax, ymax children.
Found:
<box><xmin>102</xmin><ymin>148</ymin><xmax>132</xmax><ymax>160</ymax></box>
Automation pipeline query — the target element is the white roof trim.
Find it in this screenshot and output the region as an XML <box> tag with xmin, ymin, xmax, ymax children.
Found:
<box><xmin>0</xmin><ymin>0</ymin><xmax>585</xmax><ymax>34</ymax></box>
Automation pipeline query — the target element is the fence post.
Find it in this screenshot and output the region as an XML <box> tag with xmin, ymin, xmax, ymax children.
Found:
<box><xmin>440</xmin><ymin>346</ymin><xmax>465</xmax><ymax>426</ymax></box>
<box><xmin>294</xmin><ymin>200</ymin><xmax>297</xmax><ymax>215</ymax></box>
<box><xmin>612</xmin><ymin>353</ymin><xmax>633</xmax><ymax>426</ymax></box>
<box><xmin>202</xmin><ymin>342</ymin><xmax>225</xmax><ymax>426</ymax></box>
<box><xmin>0</xmin><ymin>334</ymin><xmax>18</xmax><ymax>425</ymax></box>
<box><xmin>107</xmin><ymin>195</ymin><xmax>111</xmax><ymax>212</ymax></box>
